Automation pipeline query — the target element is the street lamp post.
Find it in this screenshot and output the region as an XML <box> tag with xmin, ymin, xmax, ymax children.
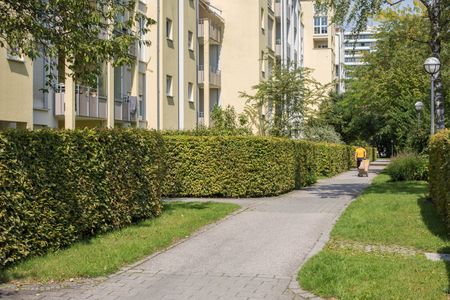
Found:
<box><xmin>415</xmin><ymin>101</ymin><xmax>424</xmax><ymax>128</ymax></box>
<box><xmin>424</xmin><ymin>57</ymin><xmax>441</xmax><ymax>135</ymax></box>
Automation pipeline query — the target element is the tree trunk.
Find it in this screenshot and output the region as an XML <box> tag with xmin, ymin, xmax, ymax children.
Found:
<box><xmin>429</xmin><ymin>0</ymin><xmax>445</xmax><ymax>130</ymax></box>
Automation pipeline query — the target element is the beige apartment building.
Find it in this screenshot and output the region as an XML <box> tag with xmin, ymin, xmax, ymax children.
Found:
<box><xmin>0</xmin><ymin>0</ymin><xmax>308</xmax><ymax>130</ymax></box>
<box><xmin>1</xmin><ymin>0</ymin><xmax>198</xmax><ymax>131</ymax></box>
<box><xmin>207</xmin><ymin>0</ymin><xmax>303</xmax><ymax>116</ymax></box>
<box><xmin>301</xmin><ymin>0</ymin><xmax>336</xmax><ymax>88</ymax></box>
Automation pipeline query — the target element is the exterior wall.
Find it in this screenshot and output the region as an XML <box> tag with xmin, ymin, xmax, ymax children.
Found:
<box><xmin>147</xmin><ymin>0</ymin><xmax>197</xmax><ymax>130</ymax></box>
<box><xmin>301</xmin><ymin>0</ymin><xmax>336</xmax><ymax>87</ymax></box>
<box><xmin>0</xmin><ymin>48</ymin><xmax>33</xmax><ymax>129</ymax></box>
<box><xmin>210</xmin><ymin>0</ymin><xmax>262</xmax><ymax>114</ymax></box>
<box><xmin>183</xmin><ymin>0</ymin><xmax>198</xmax><ymax>129</ymax></box>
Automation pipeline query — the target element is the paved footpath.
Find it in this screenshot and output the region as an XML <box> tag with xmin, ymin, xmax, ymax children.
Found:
<box><xmin>2</xmin><ymin>161</ymin><xmax>388</xmax><ymax>300</ymax></box>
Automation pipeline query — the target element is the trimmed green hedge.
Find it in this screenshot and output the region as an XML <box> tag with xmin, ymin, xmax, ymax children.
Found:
<box><xmin>163</xmin><ymin>136</ymin><xmax>296</xmax><ymax>197</ymax></box>
<box><xmin>163</xmin><ymin>137</ymin><xmax>373</xmax><ymax>196</ymax></box>
<box><xmin>0</xmin><ymin>129</ymin><xmax>164</xmax><ymax>267</ymax></box>
<box><xmin>429</xmin><ymin>130</ymin><xmax>450</xmax><ymax>230</ymax></box>
<box><xmin>295</xmin><ymin>141</ymin><xmax>355</xmax><ymax>188</ymax></box>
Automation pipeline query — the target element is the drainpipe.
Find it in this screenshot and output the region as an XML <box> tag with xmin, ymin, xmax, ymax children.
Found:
<box><xmin>157</xmin><ymin>0</ymin><xmax>161</xmax><ymax>130</ymax></box>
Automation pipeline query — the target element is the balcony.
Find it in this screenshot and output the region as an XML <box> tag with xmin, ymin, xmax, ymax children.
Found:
<box><xmin>275</xmin><ymin>39</ymin><xmax>282</xmax><ymax>57</ymax></box>
<box><xmin>128</xmin><ymin>41</ymin><xmax>137</xmax><ymax>57</ymax></box>
<box><xmin>115</xmin><ymin>96</ymin><xmax>138</xmax><ymax>122</ymax></box>
<box><xmin>198</xmin><ymin>65</ymin><xmax>221</xmax><ymax>88</ymax></box>
<box><xmin>55</xmin><ymin>85</ymin><xmax>107</xmax><ymax>119</ymax></box>
<box><xmin>275</xmin><ymin>2</ymin><xmax>281</xmax><ymax>17</ymax></box>
<box><xmin>198</xmin><ymin>20</ymin><xmax>223</xmax><ymax>44</ymax></box>
<box><xmin>198</xmin><ymin>112</ymin><xmax>205</xmax><ymax>125</ymax></box>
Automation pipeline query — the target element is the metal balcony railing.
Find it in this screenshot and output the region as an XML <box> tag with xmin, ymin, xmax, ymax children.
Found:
<box><xmin>55</xmin><ymin>84</ymin><xmax>107</xmax><ymax>119</ymax></box>
<box><xmin>198</xmin><ymin>19</ymin><xmax>223</xmax><ymax>43</ymax></box>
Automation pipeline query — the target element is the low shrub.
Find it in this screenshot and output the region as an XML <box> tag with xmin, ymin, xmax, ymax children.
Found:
<box><xmin>429</xmin><ymin>130</ymin><xmax>450</xmax><ymax>230</ymax></box>
<box><xmin>385</xmin><ymin>153</ymin><xmax>429</xmax><ymax>181</ymax></box>
<box><xmin>163</xmin><ymin>136</ymin><xmax>296</xmax><ymax>197</ymax></box>
<box><xmin>0</xmin><ymin>129</ymin><xmax>165</xmax><ymax>267</ymax></box>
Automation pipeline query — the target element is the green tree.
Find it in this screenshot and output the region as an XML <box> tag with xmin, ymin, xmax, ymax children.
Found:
<box><xmin>317</xmin><ymin>0</ymin><xmax>449</xmax><ymax>130</ymax></box>
<box><xmin>240</xmin><ymin>63</ymin><xmax>330</xmax><ymax>138</ymax></box>
<box><xmin>319</xmin><ymin>10</ymin><xmax>449</xmax><ymax>153</ymax></box>
<box><xmin>0</xmin><ymin>0</ymin><xmax>153</xmax><ymax>86</ymax></box>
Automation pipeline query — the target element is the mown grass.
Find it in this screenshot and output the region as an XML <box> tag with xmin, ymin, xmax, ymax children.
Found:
<box><xmin>299</xmin><ymin>174</ymin><xmax>450</xmax><ymax>300</ymax></box>
<box><xmin>0</xmin><ymin>202</ymin><xmax>239</xmax><ymax>283</ymax></box>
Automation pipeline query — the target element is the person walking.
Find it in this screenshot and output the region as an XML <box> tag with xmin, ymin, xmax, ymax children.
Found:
<box><xmin>355</xmin><ymin>146</ymin><xmax>367</xmax><ymax>168</ymax></box>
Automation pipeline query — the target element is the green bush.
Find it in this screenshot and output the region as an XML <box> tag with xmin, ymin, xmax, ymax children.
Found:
<box><xmin>429</xmin><ymin>130</ymin><xmax>450</xmax><ymax>230</ymax></box>
<box><xmin>0</xmin><ymin>129</ymin><xmax>164</xmax><ymax>267</ymax></box>
<box><xmin>163</xmin><ymin>136</ymin><xmax>361</xmax><ymax>196</ymax></box>
<box><xmin>294</xmin><ymin>141</ymin><xmax>355</xmax><ymax>188</ymax></box>
<box><xmin>385</xmin><ymin>153</ymin><xmax>429</xmax><ymax>181</ymax></box>
<box><xmin>163</xmin><ymin>136</ymin><xmax>296</xmax><ymax>197</ymax></box>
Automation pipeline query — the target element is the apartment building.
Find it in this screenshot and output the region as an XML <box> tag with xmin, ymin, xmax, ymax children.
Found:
<box><xmin>301</xmin><ymin>0</ymin><xmax>336</xmax><ymax>88</ymax></box>
<box><xmin>344</xmin><ymin>28</ymin><xmax>377</xmax><ymax>79</ymax></box>
<box><xmin>0</xmin><ymin>0</ymin><xmax>198</xmax><ymax>130</ymax></box>
<box><xmin>206</xmin><ymin>0</ymin><xmax>303</xmax><ymax>116</ymax></box>
<box><xmin>0</xmin><ymin>0</ymin><xmax>306</xmax><ymax>130</ymax></box>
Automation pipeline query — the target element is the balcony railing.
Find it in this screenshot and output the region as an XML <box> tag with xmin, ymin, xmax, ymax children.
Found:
<box><xmin>198</xmin><ymin>65</ymin><xmax>221</xmax><ymax>87</ymax></box>
<box><xmin>198</xmin><ymin>19</ymin><xmax>222</xmax><ymax>43</ymax></box>
<box><xmin>198</xmin><ymin>112</ymin><xmax>205</xmax><ymax>125</ymax></box>
<box><xmin>275</xmin><ymin>39</ymin><xmax>282</xmax><ymax>57</ymax></box>
<box><xmin>275</xmin><ymin>2</ymin><xmax>281</xmax><ymax>17</ymax></box>
<box><xmin>55</xmin><ymin>85</ymin><xmax>107</xmax><ymax>119</ymax></box>
<box><xmin>115</xmin><ymin>96</ymin><xmax>138</xmax><ymax>122</ymax></box>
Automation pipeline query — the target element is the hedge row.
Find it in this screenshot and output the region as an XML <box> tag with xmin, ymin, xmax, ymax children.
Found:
<box><xmin>163</xmin><ymin>136</ymin><xmax>376</xmax><ymax>197</ymax></box>
<box><xmin>163</xmin><ymin>136</ymin><xmax>296</xmax><ymax>197</ymax></box>
<box><xmin>429</xmin><ymin>130</ymin><xmax>450</xmax><ymax>230</ymax></box>
<box><xmin>0</xmin><ymin>129</ymin><xmax>164</xmax><ymax>267</ymax></box>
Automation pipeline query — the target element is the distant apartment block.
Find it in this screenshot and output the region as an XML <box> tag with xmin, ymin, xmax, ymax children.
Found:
<box><xmin>344</xmin><ymin>28</ymin><xmax>378</xmax><ymax>79</ymax></box>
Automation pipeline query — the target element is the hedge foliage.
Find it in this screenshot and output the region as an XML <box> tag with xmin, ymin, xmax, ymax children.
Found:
<box><xmin>163</xmin><ymin>136</ymin><xmax>296</xmax><ymax>197</ymax></box>
<box><xmin>385</xmin><ymin>153</ymin><xmax>428</xmax><ymax>181</ymax></box>
<box><xmin>163</xmin><ymin>137</ymin><xmax>376</xmax><ymax>196</ymax></box>
<box><xmin>0</xmin><ymin>129</ymin><xmax>164</xmax><ymax>267</ymax></box>
<box><xmin>429</xmin><ymin>130</ymin><xmax>450</xmax><ymax>230</ymax></box>
<box><xmin>295</xmin><ymin>142</ymin><xmax>355</xmax><ymax>188</ymax></box>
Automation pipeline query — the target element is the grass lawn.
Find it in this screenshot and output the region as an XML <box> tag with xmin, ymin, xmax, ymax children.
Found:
<box><xmin>299</xmin><ymin>174</ymin><xmax>450</xmax><ymax>300</ymax></box>
<box><xmin>0</xmin><ymin>202</ymin><xmax>239</xmax><ymax>284</ymax></box>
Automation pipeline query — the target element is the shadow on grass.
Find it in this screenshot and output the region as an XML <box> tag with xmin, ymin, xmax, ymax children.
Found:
<box><xmin>366</xmin><ymin>180</ymin><xmax>428</xmax><ymax>195</ymax></box>
<box><xmin>418</xmin><ymin>196</ymin><xmax>450</xmax><ymax>294</ymax></box>
<box><xmin>163</xmin><ymin>201</ymin><xmax>212</xmax><ymax>213</ymax></box>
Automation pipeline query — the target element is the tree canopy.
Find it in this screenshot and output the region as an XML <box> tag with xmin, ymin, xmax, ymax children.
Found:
<box><xmin>0</xmin><ymin>0</ymin><xmax>154</xmax><ymax>86</ymax></box>
<box><xmin>318</xmin><ymin>9</ymin><xmax>449</xmax><ymax>153</ymax></box>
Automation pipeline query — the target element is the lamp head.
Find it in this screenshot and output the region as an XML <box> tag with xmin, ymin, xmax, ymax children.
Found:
<box><xmin>415</xmin><ymin>101</ymin><xmax>424</xmax><ymax>112</ymax></box>
<box><xmin>424</xmin><ymin>57</ymin><xmax>441</xmax><ymax>75</ymax></box>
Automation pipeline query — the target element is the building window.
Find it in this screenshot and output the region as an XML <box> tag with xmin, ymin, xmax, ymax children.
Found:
<box><xmin>314</xmin><ymin>16</ymin><xmax>328</xmax><ymax>35</ymax></box>
<box><xmin>188</xmin><ymin>30</ymin><xmax>194</xmax><ymax>51</ymax></box>
<box><xmin>166</xmin><ymin>18</ymin><xmax>173</xmax><ymax>40</ymax></box>
<box><xmin>166</xmin><ymin>75</ymin><xmax>173</xmax><ymax>97</ymax></box>
<box><xmin>188</xmin><ymin>82</ymin><xmax>194</xmax><ymax>102</ymax></box>
<box><xmin>6</xmin><ymin>48</ymin><xmax>24</xmax><ymax>62</ymax></box>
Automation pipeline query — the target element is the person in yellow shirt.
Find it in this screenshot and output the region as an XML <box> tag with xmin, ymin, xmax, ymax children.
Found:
<box><xmin>355</xmin><ymin>146</ymin><xmax>367</xmax><ymax>168</ymax></box>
